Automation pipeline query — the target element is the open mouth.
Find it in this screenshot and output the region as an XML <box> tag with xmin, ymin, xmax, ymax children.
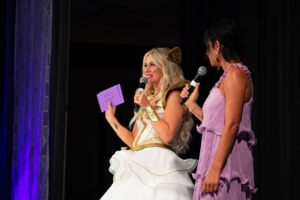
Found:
<box><xmin>146</xmin><ymin>74</ymin><xmax>153</xmax><ymax>79</ymax></box>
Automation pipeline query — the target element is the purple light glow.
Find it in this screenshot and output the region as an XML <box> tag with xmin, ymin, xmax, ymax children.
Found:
<box><xmin>11</xmin><ymin>0</ymin><xmax>52</xmax><ymax>199</ymax></box>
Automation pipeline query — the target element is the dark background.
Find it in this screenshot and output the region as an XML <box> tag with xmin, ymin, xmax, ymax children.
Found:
<box><xmin>64</xmin><ymin>0</ymin><xmax>300</xmax><ymax>200</ymax></box>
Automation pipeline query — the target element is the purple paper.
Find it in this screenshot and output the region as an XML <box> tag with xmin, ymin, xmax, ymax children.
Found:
<box><xmin>97</xmin><ymin>84</ymin><xmax>125</xmax><ymax>112</ymax></box>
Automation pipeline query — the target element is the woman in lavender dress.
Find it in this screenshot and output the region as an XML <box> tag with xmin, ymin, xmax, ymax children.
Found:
<box><xmin>181</xmin><ymin>19</ymin><xmax>257</xmax><ymax>199</ymax></box>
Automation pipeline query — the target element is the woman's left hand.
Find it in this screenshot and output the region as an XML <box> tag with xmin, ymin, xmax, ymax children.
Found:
<box><xmin>134</xmin><ymin>91</ymin><xmax>151</xmax><ymax>109</ymax></box>
<box><xmin>201</xmin><ymin>168</ymin><xmax>221</xmax><ymax>193</ymax></box>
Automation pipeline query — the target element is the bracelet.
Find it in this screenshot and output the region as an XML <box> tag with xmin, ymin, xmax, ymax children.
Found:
<box><xmin>190</xmin><ymin>104</ymin><xmax>196</xmax><ymax>112</ymax></box>
<box><xmin>145</xmin><ymin>106</ymin><xmax>159</xmax><ymax>121</ymax></box>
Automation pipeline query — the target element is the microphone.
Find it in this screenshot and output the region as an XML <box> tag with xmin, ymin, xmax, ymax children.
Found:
<box><xmin>179</xmin><ymin>66</ymin><xmax>207</xmax><ymax>105</ymax></box>
<box><xmin>134</xmin><ymin>77</ymin><xmax>148</xmax><ymax>112</ymax></box>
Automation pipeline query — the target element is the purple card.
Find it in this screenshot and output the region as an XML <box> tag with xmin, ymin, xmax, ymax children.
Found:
<box><xmin>97</xmin><ymin>84</ymin><xmax>125</xmax><ymax>112</ymax></box>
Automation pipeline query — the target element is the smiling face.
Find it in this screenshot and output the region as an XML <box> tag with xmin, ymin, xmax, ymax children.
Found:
<box><xmin>143</xmin><ymin>55</ymin><xmax>163</xmax><ymax>87</ymax></box>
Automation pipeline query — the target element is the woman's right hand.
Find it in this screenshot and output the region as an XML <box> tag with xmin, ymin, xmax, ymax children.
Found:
<box><xmin>105</xmin><ymin>101</ymin><xmax>117</xmax><ymax>124</ymax></box>
<box><xmin>180</xmin><ymin>83</ymin><xmax>200</xmax><ymax>107</ymax></box>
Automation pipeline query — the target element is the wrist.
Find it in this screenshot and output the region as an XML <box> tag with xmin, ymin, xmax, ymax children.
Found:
<box><xmin>211</xmin><ymin>163</ymin><xmax>222</xmax><ymax>173</ymax></box>
<box><xmin>186</xmin><ymin>101</ymin><xmax>197</xmax><ymax>111</ymax></box>
<box><xmin>142</xmin><ymin>102</ymin><xmax>151</xmax><ymax>109</ymax></box>
<box><xmin>109</xmin><ymin>117</ymin><xmax>118</xmax><ymax>125</ymax></box>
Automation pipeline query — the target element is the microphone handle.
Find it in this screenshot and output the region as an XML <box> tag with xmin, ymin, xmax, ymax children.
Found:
<box><xmin>134</xmin><ymin>83</ymin><xmax>146</xmax><ymax>112</ymax></box>
<box><xmin>179</xmin><ymin>86</ymin><xmax>196</xmax><ymax>105</ymax></box>
<box><xmin>134</xmin><ymin>104</ymin><xmax>140</xmax><ymax>112</ymax></box>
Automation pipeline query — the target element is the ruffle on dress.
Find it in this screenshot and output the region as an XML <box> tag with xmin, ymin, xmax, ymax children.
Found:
<box><xmin>197</xmin><ymin>125</ymin><xmax>257</xmax><ymax>147</ymax></box>
<box><xmin>215</xmin><ymin>63</ymin><xmax>252</xmax><ymax>88</ymax></box>
<box><xmin>101</xmin><ymin>148</ymin><xmax>198</xmax><ymax>200</ymax></box>
<box><xmin>192</xmin><ymin>131</ymin><xmax>257</xmax><ymax>200</ymax></box>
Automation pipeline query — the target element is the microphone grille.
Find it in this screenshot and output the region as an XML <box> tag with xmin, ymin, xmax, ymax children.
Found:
<box><xmin>140</xmin><ymin>77</ymin><xmax>148</xmax><ymax>83</ymax></box>
<box><xmin>198</xmin><ymin>66</ymin><xmax>207</xmax><ymax>76</ymax></box>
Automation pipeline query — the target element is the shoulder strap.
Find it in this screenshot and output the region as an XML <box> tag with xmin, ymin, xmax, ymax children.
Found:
<box><xmin>215</xmin><ymin>63</ymin><xmax>252</xmax><ymax>88</ymax></box>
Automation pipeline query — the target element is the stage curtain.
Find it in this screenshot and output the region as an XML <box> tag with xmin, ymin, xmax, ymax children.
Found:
<box><xmin>11</xmin><ymin>0</ymin><xmax>52</xmax><ymax>199</ymax></box>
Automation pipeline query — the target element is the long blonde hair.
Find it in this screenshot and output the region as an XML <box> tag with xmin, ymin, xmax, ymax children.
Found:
<box><xmin>129</xmin><ymin>48</ymin><xmax>194</xmax><ymax>154</ymax></box>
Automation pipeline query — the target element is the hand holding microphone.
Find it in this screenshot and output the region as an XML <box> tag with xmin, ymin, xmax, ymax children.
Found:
<box><xmin>179</xmin><ymin>66</ymin><xmax>207</xmax><ymax>105</ymax></box>
<box><xmin>134</xmin><ymin>77</ymin><xmax>149</xmax><ymax>112</ymax></box>
<box><xmin>180</xmin><ymin>82</ymin><xmax>200</xmax><ymax>106</ymax></box>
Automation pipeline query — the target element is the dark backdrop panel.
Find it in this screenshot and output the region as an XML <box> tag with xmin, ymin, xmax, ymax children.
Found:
<box><xmin>181</xmin><ymin>0</ymin><xmax>300</xmax><ymax>200</ymax></box>
<box><xmin>0</xmin><ymin>0</ymin><xmax>15</xmax><ymax>200</ymax></box>
<box><xmin>49</xmin><ymin>0</ymin><xmax>70</xmax><ymax>200</ymax></box>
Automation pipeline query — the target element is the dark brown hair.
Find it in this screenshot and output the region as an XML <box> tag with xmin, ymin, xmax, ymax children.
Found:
<box><xmin>204</xmin><ymin>19</ymin><xmax>244</xmax><ymax>62</ymax></box>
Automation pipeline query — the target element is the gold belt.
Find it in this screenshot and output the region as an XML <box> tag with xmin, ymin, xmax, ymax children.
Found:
<box><xmin>130</xmin><ymin>143</ymin><xmax>175</xmax><ymax>152</ymax></box>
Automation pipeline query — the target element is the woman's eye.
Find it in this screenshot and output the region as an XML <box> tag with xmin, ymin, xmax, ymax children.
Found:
<box><xmin>144</xmin><ymin>65</ymin><xmax>147</xmax><ymax>67</ymax></box>
<box><xmin>151</xmin><ymin>63</ymin><xmax>155</xmax><ymax>66</ymax></box>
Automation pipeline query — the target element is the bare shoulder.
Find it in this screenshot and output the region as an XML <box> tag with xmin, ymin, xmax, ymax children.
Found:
<box><xmin>164</xmin><ymin>91</ymin><xmax>183</xmax><ymax>110</ymax></box>
<box><xmin>224</xmin><ymin>67</ymin><xmax>248</xmax><ymax>84</ymax></box>
<box><xmin>166</xmin><ymin>90</ymin><xmax>181</xmax><ymax>103</ymax></box>
<box><xmin>164</xmin><ymin>90</ymin><xmax>184</xmax><ymax>117</ymax></box>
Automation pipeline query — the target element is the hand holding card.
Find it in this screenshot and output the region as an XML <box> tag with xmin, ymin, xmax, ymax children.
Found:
<box><xmin>97</xmin><ymin>84</ymin><xmax>125</xmax><ymax>113</ymax></box>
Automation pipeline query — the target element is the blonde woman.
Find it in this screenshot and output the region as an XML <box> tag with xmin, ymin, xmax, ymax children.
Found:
<box><xmin>101</xmin><ymin>47</ymin><xmax>198</xmax><ymax>200</ymax></box>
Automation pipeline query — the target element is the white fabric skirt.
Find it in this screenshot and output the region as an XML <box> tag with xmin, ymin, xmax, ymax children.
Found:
<box><xmin>100</xmin><ymin>147</ymin><xmax>198</xmax><ymax>200</ymax></box>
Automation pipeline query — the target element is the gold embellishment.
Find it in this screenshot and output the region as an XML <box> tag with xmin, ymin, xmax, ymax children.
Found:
<box><xmin>129</xmin><ymin>159</ymin><xmax>197</xmax><ymax>176</ymax></box>
<box><xmin>161</xmin><ymin>80</ymin><xmax>201</xmax><ymax>116</ymax></box>
<box><xmin>145</xmin><ymin>106</ymin><xmax>159</xmax><ymax>121</ymax></box>
<box><xmin>166</xmin><ymin>47</ymin><xmax>182</xmax><ymax>64</ymax></box>
<box><xmin>146</xmin><ymin>105</ymin><xmax>161</xmax><ymax>120</ymax></box>
<box><xmin>120</xmin><ymin>169</ymin><xmax>127</xmax><ymax>180</ymax></box>
<box><xmin>135</xmin><ymin>93</ymin><xmax>162</xmax><ymax>120</ymax></box>
<box><xmin>135</xmin><ymin>108</ymin><xmax>143</xmax><ymax>121</ymax></box>
<box><xmin>144</xmin><ymin>127</ymin><xmax>153</xmax><ymax>141</ymax></box>
<box><xmin>153</xmin><ymin>132</ymin><xmax>163</xmax><ymax>142</ymax></box>
<box><xmin>152</xmin><ymin>47</ymin><xmax>182</xmax><ymax>64</ymax></box>
<box><xmin>161</xmin><ymin>80</ymin><xmax>194</xmax><ymax>116</ymax></box>
<box><xmin>128</xmin><ymin>162</ymin><xmax>155</xmax><ymax>188</ymax></box>
<box><xmin>133</xmin><ymin>114</ymin><xmax>147</xmax><ymax>147</ymax></box>
<box><xmin>132</xmin><ymin>93</ymin><xmax>169</xmax><ymax>151</ymax></box>
<box><xmin>128</xmin><ymin>162</ymin><xmax>195</xmax><ymax>189</ymax></box>
<box><xmin>139</xmin><ymin>133</ymin><xmax>164</xmax><ymax>145</ymax></box>
<box><xmin>110</xmin><ymin>123</ymin><xmax>118</xmax><ymax>134</ymax></box>
<box><xmin>148</xmin><ymin>92</ymin><xmax>161</xmax><ymax>106</ymax></box>
<box><xmin>130</xmin><ymin>143</ymin><xmax>175</xmax><ymax>152</ymax></box>
<box><xmin>132</xmin><ymin>129</ymin><xmax>176</xmax><ymax>152</ymax></box>
<box><xmin>133</xmin><ymin>98</ymin><xmax>161</xmax><ymax>148</ymax></box>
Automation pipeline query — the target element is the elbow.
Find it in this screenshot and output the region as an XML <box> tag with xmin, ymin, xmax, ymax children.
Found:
<box><xmin>161</xmin><ymin>133</ymin><xmax>176</xmax><ymax>144</ymax></box>
<box><xmin>226</xmin><ymin>123</ymin><xmax>240</xmax><ymax>135</ymax></box>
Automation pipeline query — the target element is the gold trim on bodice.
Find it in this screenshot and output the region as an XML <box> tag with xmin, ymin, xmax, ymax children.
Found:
<box><xmin>131</xmin><ymin>94</ymin><xmax>175</xmax><ymax>152</ymax></box>
<box><xmin>131</xmin><ymin>80</ymin><xmax>196</xmax><ymax>153</ymax></box>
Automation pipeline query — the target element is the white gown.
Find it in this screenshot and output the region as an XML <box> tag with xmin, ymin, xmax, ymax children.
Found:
<box><xmin>100</xmin><ymin>96</ymin><xmax>198</xmax><ymax>200</ymax></box>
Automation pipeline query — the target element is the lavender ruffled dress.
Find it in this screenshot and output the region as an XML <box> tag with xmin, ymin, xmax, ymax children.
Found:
<box><xmin>193</xmin><ymin>64</ymin><xmax>257</xmax><ymax>200</ymax></box>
